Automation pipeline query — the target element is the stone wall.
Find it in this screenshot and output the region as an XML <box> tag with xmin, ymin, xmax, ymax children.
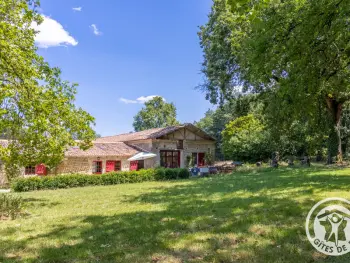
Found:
<box><xmin>120</xmin><ymin>138</ymin><xmax>215</xmax><ymax>169</ymax></box>
<box><xmin>0</xmin><ymin>128</ymin><xmax>216</xmax><ymax>185</ymax></box>
<box><xmin>53</xmin><ymin>156</ymin><xmax>132</xmax><ymax>174</ymax></box>
<box><xmin>0</xmin><ymin>164</ymin><xmax>36</xmax><ymax>186</ymax></box>
<box><xmin>151</xmin><ymin>140</ymin><xmax>215</xmax><ymax>168</ymax></box>
<box><xmin>0</xmin><ymin>162</ymin><xmax>7</xmax><ymax>186</ymax></box>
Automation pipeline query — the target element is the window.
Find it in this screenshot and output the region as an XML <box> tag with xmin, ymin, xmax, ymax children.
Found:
<box><xmin>191</xmin><ymin>153</ymin><xmax>206</xmax><ymax>166</ymax></box>
<box><xmin>198</xmin><ymin>153</ymin><xmax>206</xmax><ymax>166</ymax></box>
<box><xmin>177</xmin><ymin>140</ymin><xmax>184</xmax><ymax>149</ymax></box>
<box><xmin>115</xmin><ymin>161</ymin><xmax>121</xmax><ymax>171</ymax></box>
<box><xmin>192</xmin><ymin>153</ymin><xmax>198</xmax><ymax>166</ymax></box>
<box><xmin>36</xmin><ymin>164</ymin><xmax>47</xmax><ymax>175</ymax></box>
<box><xmin>25</xmin><ymin>166</ymin><xmax>36</xmax><ymax>175</ymax></box>
<box><xmin>106</xmin><ymin>160</ymin><xmax>122</xmax><ymax>172</ymax></box>
<box><xmin>138</xmin><ymin>160</ymin><xmax>145</xmax><ymax>170</ymax></box>
<box><xmin>160</xmin><ymin>150</ymin><xmax>180</xmax><ymax>168</ymax></box>
<box><xmin>130</xmin><ymin>161</ymin><xmax>138</xmax><ymax>171</ymax></box>
<box><xmin>93</xmin><ymin>161</ymin><xmax>102</xmax><ymax>174</ymax></box>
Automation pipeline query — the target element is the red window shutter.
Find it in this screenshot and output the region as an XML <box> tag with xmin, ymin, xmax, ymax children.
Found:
<box><xmin>106</xmin><ymin>161</ymin><xmax>115</xmax><ymax>172</ymax></box>
<box><xmin>130</xmin><ymin>161</ymin><xmax>138</xmax><ymax>171</ymax></box>
<box><xmin>198</xmin><ymin>153</ymin><xmax>205</xmax><ymax>167</ymax></box>
<box><xmin>35</xmin><ymin>164</ymin><xmax>47</xmax><ymax>176</ymax></box>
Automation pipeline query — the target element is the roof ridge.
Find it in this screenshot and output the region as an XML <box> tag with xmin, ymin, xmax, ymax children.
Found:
<box><xmin>97</xmin><ymin>127</ymin><xmax>166</xmax><ymax>139</ymax></box>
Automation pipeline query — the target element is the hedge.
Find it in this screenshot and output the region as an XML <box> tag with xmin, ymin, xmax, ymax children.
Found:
<box><xmin>11</xmin><ymin>168</ymin><xmax>190</xmax><ymax>192</ymax></box>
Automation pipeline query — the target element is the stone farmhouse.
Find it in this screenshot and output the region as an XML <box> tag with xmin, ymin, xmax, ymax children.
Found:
<box><xmin>0</xmin><ymin>124</ymin><xmax>215</xmax><ymax>184</ymax></box>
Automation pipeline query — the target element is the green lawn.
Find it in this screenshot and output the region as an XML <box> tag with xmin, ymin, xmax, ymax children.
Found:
<box><xmin>2</xmin><ymin>167</ymin><xmax>350</xmax><ymax>263</ymax></box>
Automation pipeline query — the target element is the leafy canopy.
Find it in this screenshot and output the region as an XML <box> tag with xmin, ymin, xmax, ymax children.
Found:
<box><xmin>195</xmin><ymin>94</ymin><xmax>260</xmax><ymax>159</ymax></box>
<box><xmin>222</xmin><ymin>114</ymin><xmax>272</xmax><ymax>162</ymax></box>
<box><xmin>200</xmin><ymin>0</ymin><xmax>350</xmax><ymax>102</ymax></box>
<box><xmin>0</xmin><ymin>0</ymin><xmax>95</xmax><ymax>178</ymax></box>
<box><xmin>199</xmin><ymin>0</ymin><xmax>350</xmax><ymax>161</ymax></box>
<box><xmin>133</xmin><ymin>96</ymin><xmax>179</xmax><ymax>132</ymax></box>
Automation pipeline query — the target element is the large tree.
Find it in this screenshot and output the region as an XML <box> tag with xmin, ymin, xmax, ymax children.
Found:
<box><xmin>222</xmin><ymin>114</ymin><xmax>273</xmax><ymax>162</ymax></box>
<box><xmin>133</xmin><ymin>96</ymin><xmax>179</xmax><ymax>131</ymax></box>
<box><xmin>0</xmin><ymin>0</ymin><xmax>95</xmax><ymax>179</ymax></box>
<box><xmin>199</xmin><ymin>0</ymin><xmax>350</xmax><ymax>163</ymax></box>
<box><xmin>195</xmin><ymin>94</ymin><xmax>260</xmax><ymax>159</ymax></box>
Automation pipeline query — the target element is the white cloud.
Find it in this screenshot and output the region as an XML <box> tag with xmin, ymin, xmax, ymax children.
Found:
<box><xmin>90</xmin><ymin>24</ymin><xmax>102</xmax><ymax>36</ymax></box>
<box><xmin>72</xmin><ymin>7</ymin><xmax>82</xmax><ymax>11</ymax></box>
<box><xmin>120</xmin><ymin>95</ymin><xmax>165</xmax><ymax>104</ymax></box>
<box><xmin>120</xmin><ymin>98</ymin><xmax>138</xmax><ymax>104</ymax></box>
<box><xmin>32</xmin><ymin>15</ymin><xmax>78</xmax><ymax>48</ymax></box>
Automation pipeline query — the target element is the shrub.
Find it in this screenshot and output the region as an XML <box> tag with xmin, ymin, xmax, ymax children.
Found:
<box><xmin>0</xmin><ymin>194</ymin><xmax>23</xmax><ymax>219</ymax></box>
<box><xmin>11</xmin><ymin>168</ymin><xmax>190</xmax><ymax>192</ymax></box>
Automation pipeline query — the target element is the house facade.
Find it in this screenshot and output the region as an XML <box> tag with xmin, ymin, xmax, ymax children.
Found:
<box><xmin>0</xmin><ymin>124</ymin><xmax>215</xmax><ymax>184</ymax></box>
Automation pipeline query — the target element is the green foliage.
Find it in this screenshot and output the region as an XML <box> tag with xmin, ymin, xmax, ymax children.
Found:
<box><xmin>195</xmin><ymin>95</ymin><xmax>261</xmax><ymax>159</ymax></box>
<box><xmin>11</xmin><ymin>168</ymin><xmax>190</xmax><ymax>192</ymax></box>
<box><xmin>185</xmin><ymin>155</ymin><xmax>193</xmax><ymax>168</ymax></box>
<box><xmin>4</xmin><ymin>161</ymin><xmax>21</xmax><ymax>182</ymax></box>
<box><xmin>0</xmin><ymin>0</ymin><xmax>96</xmax><ymax>181</ymax></box>
<box><xmin>3</xmin><ymin>167</ymin><xmax>350</xmax><ymax>262</ymax></box>
<box><xmin>199</xmin><ymin>0</ymin><xmax>350</xmax><ymax>162</ymax></box>
<box><xmin>222</xmin><ymin>114</ymin><xmax>272</xmax><ymax>161</ymax></box>
<box><xmin>0</xmin><ymin>194</ymin><xmax>22</xmax><ymax>219</ymax></box>
<box><xmin>133</xmin><ymin>97</ymin><xmax>180</xmax><ymax>131</ymax></box>
<box><xmin>204</xmin><ymin>151</ymin><xmax>214</xmax><ymax>165</ymax></box>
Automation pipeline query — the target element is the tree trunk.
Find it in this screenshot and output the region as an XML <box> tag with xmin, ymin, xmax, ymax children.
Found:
<box><xmin>326</xmin><ymin>97</ymin><xmax>343</xmax><ymax>164</ymax></box>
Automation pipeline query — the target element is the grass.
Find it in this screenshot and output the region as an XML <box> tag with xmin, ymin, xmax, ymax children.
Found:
<box><xmin>1</xmin><ymin>166</ymin><xmax>350</xmax><ymax>262</ymax></box>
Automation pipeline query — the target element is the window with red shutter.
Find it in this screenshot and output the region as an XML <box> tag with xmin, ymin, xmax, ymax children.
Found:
<box><xmin>106</xmin><ymin>160</ymin><xmax>115</xmax><ymax>172</ymax></box>
<box><xmin>35</xmin><ymin>164</ymin><xmax>47</xmax><ymax>176</ymax></box>
<box><xmin>198</xmin><ymin>153</ymin><xmax>206</xmax><ymax>167</ymax></box>
<box><xmin>130</xmin><ymin>161</ymin><xmax>138</xmax><ymax>171</ymax></box>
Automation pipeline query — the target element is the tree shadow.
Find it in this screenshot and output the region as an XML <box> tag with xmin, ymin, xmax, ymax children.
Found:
<box><xmin>2</xmin><ymin>167</ymin><xmax>350</xmax><ymax>262</ymax></box>
<box><xmin>22</xmin><ymin>197</ymin><xmax>61</xmax><ymax>211</ymax></box>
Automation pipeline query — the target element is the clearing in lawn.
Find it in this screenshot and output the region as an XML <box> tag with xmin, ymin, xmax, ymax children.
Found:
<box><xmin>1</xmin><ymin>167</ymin><xmax>350</xmax><ymax>263</ymax></box>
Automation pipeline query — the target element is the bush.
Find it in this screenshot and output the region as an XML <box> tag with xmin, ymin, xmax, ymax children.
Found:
<box><xmin>11</xmin><ymin>168</ymin><xmax>190</xmax><ymax>192</ymax></box>
<box><xmin>0</xmin><ymin>194</ymin><xmax>23</xmax><ymax>219</ymax></box>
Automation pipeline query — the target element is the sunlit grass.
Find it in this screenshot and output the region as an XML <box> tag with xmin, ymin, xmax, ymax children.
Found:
<box><xmin>1</xmin><ymin>166</ymin><xmax>350</xmax><ymax>262</ymax></box>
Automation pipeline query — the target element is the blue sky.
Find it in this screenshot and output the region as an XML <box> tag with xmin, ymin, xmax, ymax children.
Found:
<box><xmin>35</xmin><ymin>0</ymin><xmax>213</xmax><ymax>136</ymax></box>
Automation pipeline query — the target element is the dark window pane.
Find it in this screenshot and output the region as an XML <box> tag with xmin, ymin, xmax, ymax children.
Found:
<box><xmin>93</xmin><ymin>161</ymin><xmax>102</xmax><ymax>174</ymax></box>
<box><xmin>115</xmin><ymin>161</ymin><xmax>121</xmax><ymax>171</ymax></box>
<box><xmin>25</xmin><ymin>166</ymin><xmax>36</xmax><ymax>175</ymax></box>
<box><xmin>192</xmin><ymin>153</ymin><xmax>198</xmax><ymax>165</ymax></box>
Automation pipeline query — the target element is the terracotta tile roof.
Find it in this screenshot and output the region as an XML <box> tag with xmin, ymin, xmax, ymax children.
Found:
<box><xmin>95</xmin><ymin>127</ymin><xmax>164</xmax><ymax>143</ymax></box>
<box><xmin>65</xmin><ymin>142</ymin><xmax>140</xmax><ymax>157</ymax></box>
<box><xmin>95</xmin><ymin>123</ymin><xmax>215</xmax><ymax>143</ymax></box>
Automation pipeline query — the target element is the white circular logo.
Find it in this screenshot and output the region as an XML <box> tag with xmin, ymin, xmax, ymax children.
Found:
<box><xmin>306</xmin><ymin>197</ymin><xmax>350</xmax><ymax>256</ymax></box>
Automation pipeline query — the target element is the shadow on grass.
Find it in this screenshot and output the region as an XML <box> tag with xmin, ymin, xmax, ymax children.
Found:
<box><xmin>22</xmin><ymin>198</ymin><xmax>61</xmax><ymax>209</ymax></box>
<box><xmin>2</xmin><ymin>167</ymin><xmax>350</xmax><ymax>262</ymax></box>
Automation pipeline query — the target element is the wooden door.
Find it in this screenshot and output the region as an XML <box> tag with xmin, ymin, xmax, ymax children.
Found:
<box><xmin>198</xmin><ymin>153</ymin><xmax>205</xmax><ymax>167</ymax></box>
